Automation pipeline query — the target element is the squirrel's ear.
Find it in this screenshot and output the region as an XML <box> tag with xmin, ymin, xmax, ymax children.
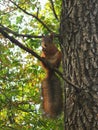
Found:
<box><xmin>42</xmin><ymin>34</ymin><xmax>44</xmax><ymax>38</ymax></box>
<box><xmin>50</xmin><ymin>33</ymin><xmax>54</xmax><ymax>41</ymax></box>
<box><xmin>42</xmin><ymin>34</ymin><xmax>44</xmax><ymax>43</ymax></box>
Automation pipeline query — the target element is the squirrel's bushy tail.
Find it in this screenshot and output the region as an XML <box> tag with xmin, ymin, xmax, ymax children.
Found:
<box><xmin>41</xmin><ymin>73</ymin><xmax>63</xmax><ymax>118</ymax></box>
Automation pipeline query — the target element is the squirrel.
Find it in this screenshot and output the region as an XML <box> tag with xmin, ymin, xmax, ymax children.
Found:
<box><xmin>41</xmin><ymin>34</ymin><xmax>63</xmax><ymax>118</ymax></box>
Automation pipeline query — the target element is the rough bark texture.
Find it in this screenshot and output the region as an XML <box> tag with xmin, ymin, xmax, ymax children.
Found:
<box><xmin>60</xmin><ymin>0</ymin><xmax>98</xmax><ymax>130</ymax></box>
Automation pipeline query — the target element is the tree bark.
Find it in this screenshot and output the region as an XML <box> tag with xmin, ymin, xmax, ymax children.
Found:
<box><xmin>60</xmin><ymin>0</ymin><xmax>98</xmax><ymax>129</ymax></box>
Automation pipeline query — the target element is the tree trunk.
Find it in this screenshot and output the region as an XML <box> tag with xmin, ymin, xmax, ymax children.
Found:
<box><xmin>60</xmin><ymin>0</ymin><xmax>98</xmax><ymax>130</ymax></box>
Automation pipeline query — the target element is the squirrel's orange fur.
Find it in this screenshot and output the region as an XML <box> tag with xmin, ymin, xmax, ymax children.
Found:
<box><xmin>41</xmin><ymin>34</ymin><xmax>63</xmax><ymax>118</ymax></box>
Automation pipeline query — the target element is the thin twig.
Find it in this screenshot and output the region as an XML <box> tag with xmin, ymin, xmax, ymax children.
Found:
<box><xmin>53</xmin><ymin>68</ymin><xmax>80</xmax><ymax>91</ymax></box>
<box><xmin>49</xmin><ymin>0</ymin><xmax>59</xmax><ymax>21</ymax></box>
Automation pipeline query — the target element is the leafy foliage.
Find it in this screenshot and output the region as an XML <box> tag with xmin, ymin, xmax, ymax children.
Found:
<box><xmin>0</xmin><ymin>0</ymin><xmax>63</xmax><ymax>129</ymax></box>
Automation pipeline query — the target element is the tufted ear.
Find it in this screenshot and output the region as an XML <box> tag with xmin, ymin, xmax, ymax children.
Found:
<box><xmin>42</xmin><ymin>34</ymin><xmax>45</xmax><ymax>38</ymax></box>
<box><xmin>49</xmin><ymin>33</ymin><xmax>54</xmax><ymax>41</ymax></box>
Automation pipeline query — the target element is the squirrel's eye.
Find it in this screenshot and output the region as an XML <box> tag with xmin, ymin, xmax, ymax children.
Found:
<box><xmin>44</xmin><ymin>44</ymin><xmax>47</xmax><ymax>47</ymax></box>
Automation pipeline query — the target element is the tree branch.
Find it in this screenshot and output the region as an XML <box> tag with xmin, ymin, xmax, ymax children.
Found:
<box><xmin>0</xmin><ymin>27</ymin><xmax>80</xmax><ymax>91</ymax></box>
<box><xmin>0</xmin><ymin>24</ymin><xmax>60</xmax><ymax>39</ymax></box>
<box><xmin>0</xmin><ymin>24</ymin><xmax>42</xmax><ymax>38</ymax></box>
<box><xmin>0</xmin><ymin>27</ymin><xmax>43</xmax><ymax>61</ymax></box>
<box><xmin>9</xmin><ymin>0</ymin><xmax>52</xmax><ymax>32</ymax></box>
<box><xmin>49</xmin><ymin>0</ymin><xmax>59</xmax><ymax>21</ymax></box>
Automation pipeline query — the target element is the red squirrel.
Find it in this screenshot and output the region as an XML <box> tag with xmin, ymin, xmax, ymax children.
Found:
<box><xmin>41</xmin><ymin>34</ymin><xmax>63</xmax><ymax>118</ymax></box>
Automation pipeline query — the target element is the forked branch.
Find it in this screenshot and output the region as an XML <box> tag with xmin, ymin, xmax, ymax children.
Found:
<box><xmin>9</xmin><ymin>0</ymin><xmax>52</xmax><ymax>32</ymax></box>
